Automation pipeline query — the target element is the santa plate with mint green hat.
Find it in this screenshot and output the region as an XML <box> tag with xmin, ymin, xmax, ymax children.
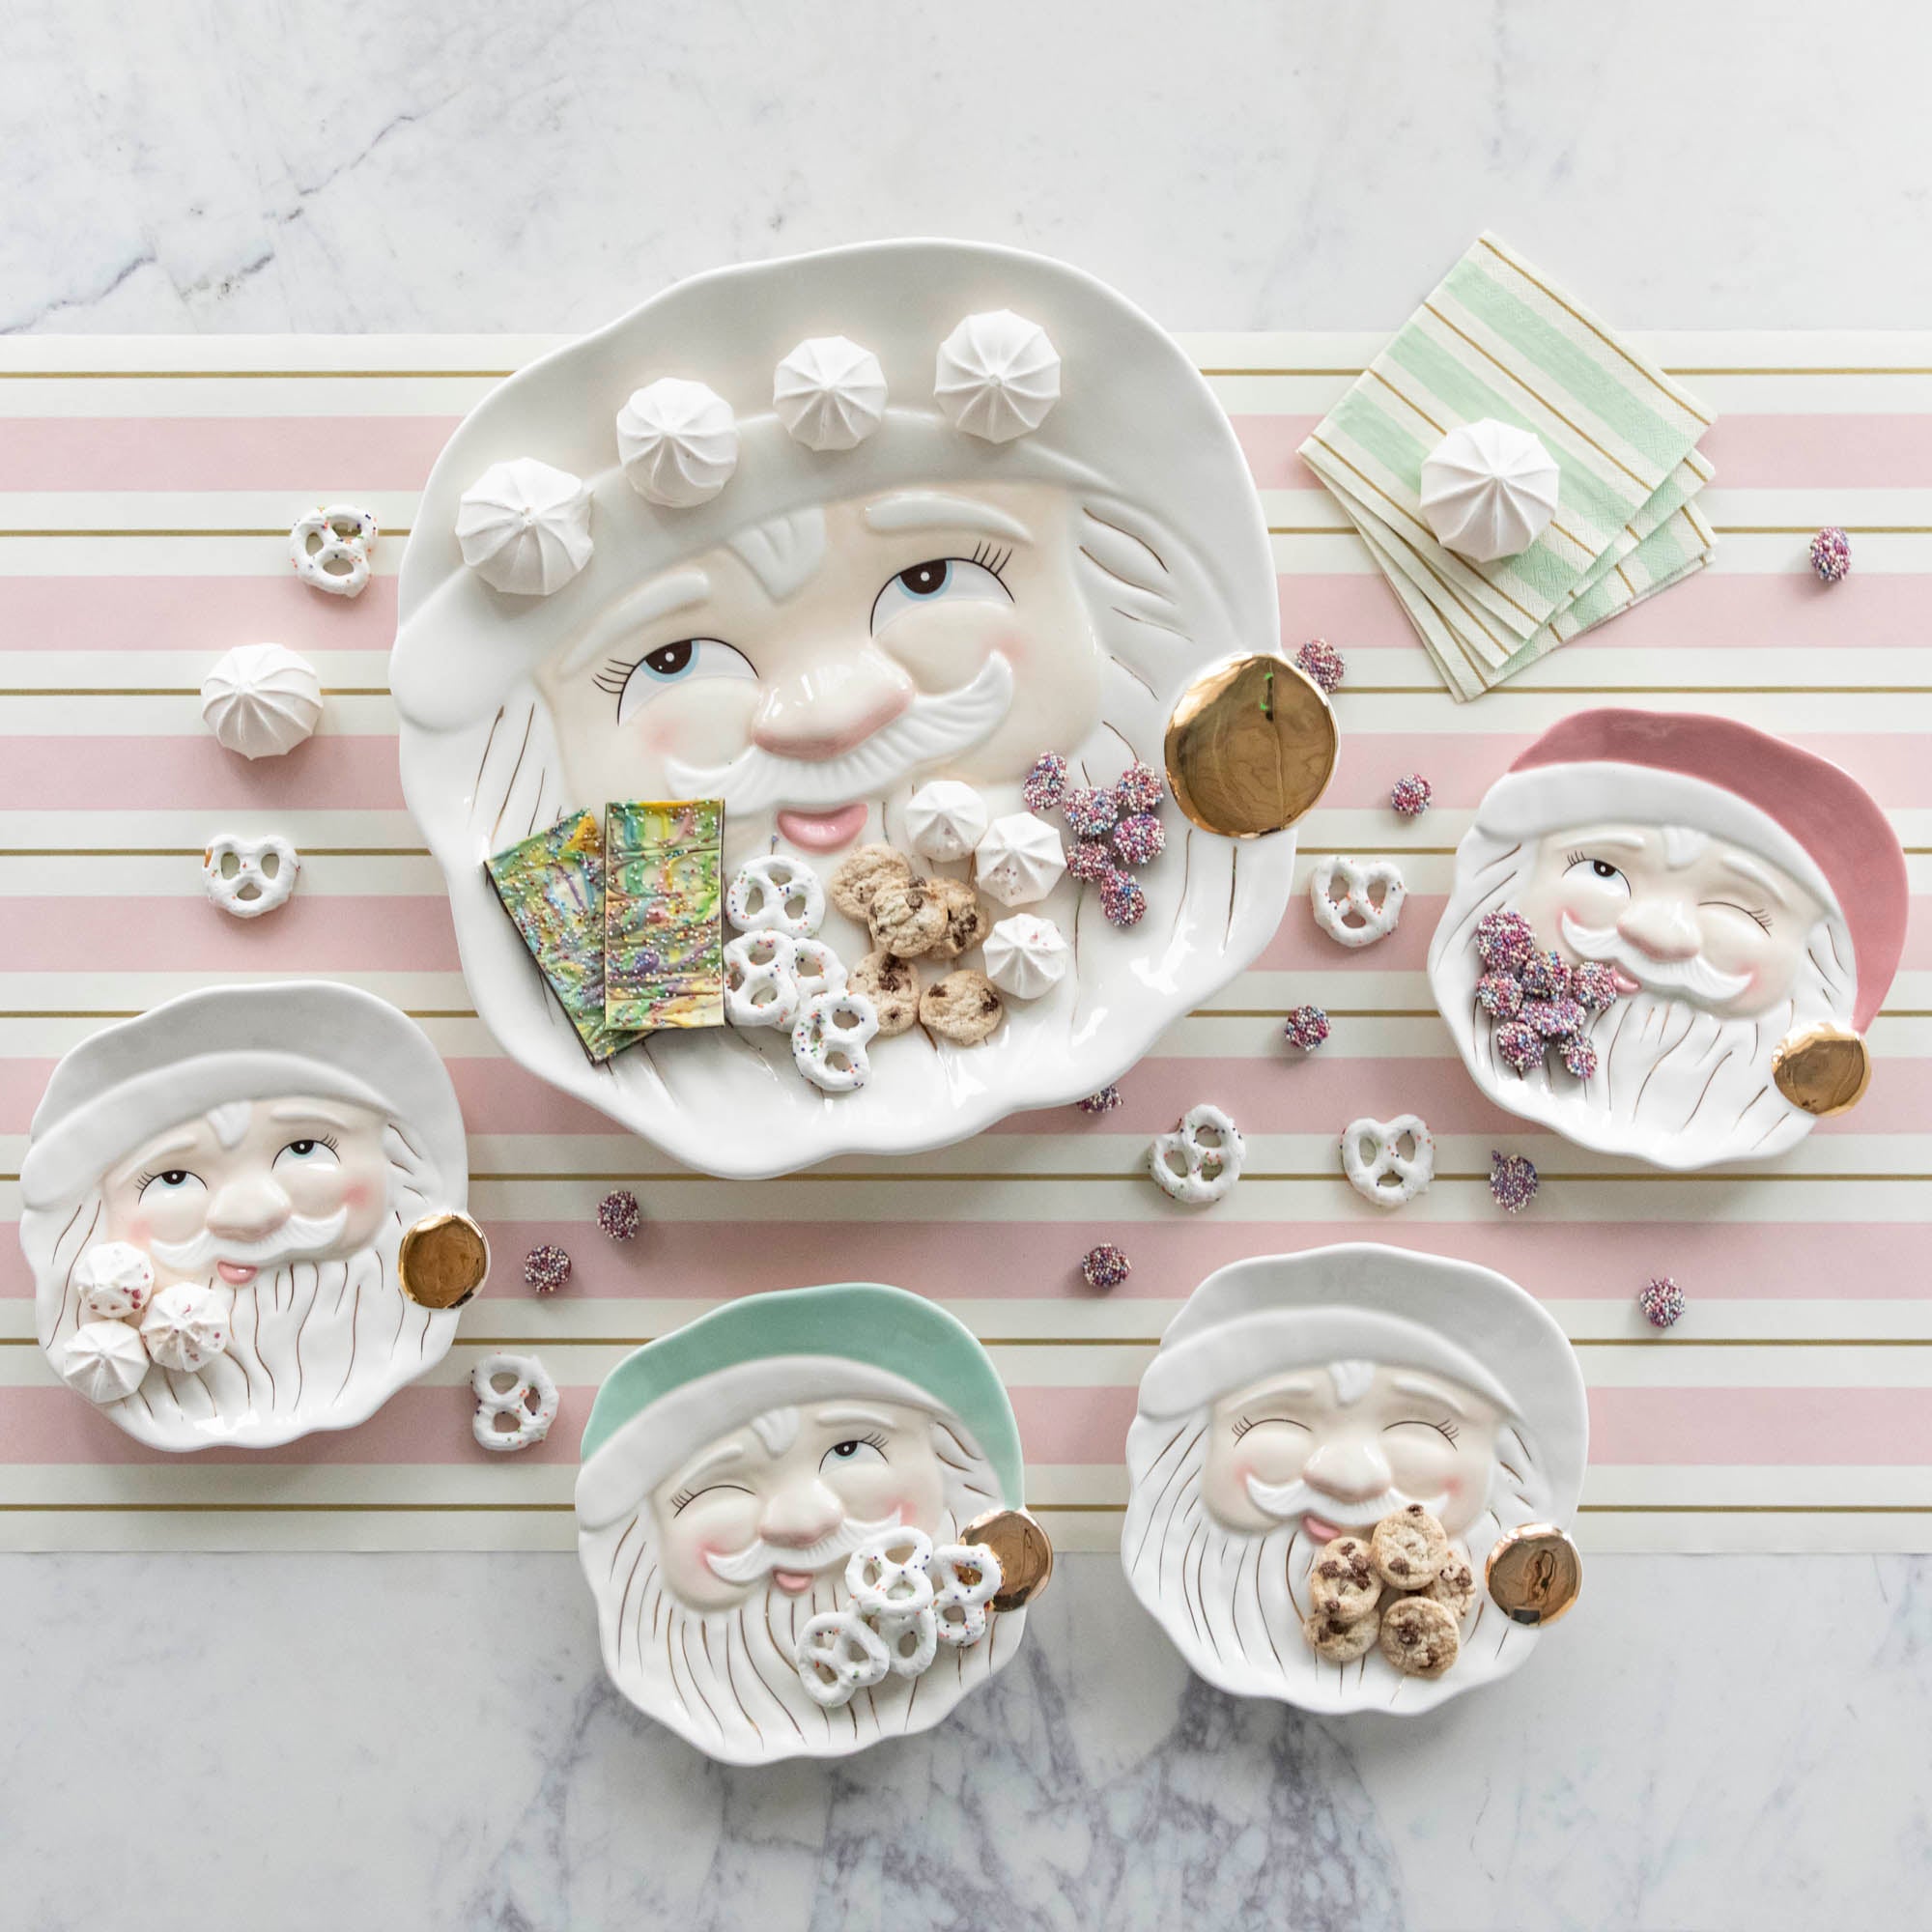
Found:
<box><xmin>392</xmin><ymin>240</ymin><xmax>1325</xmax><ymax>1179</ymax></box>
<box><xmin>576</xmin><ymin>1281</ymin><xmax>1050</xmax><ymax>1764</ymax></box>
<box><xmin>1428</xmin><ymin>708</ymin><xmax>1908</xmax><ymax>1171</ymax></box>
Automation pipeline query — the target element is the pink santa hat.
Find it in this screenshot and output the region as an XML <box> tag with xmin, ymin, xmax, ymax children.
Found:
<box><xmin>1473</xmin><ymin>708</ymin><xmax>1906</xmax><ymax>1034</ymax></box>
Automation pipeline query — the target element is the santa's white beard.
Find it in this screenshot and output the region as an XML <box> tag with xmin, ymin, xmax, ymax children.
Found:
<box><xmin>582</xmin><ymin>1496</ymin><xmax>1023</xmax><ymax>1760</ymax></box>
<box><xmin>1122</xmin><ymin>1418</ymin><xmax>1540</xmax><ymax>1708</ymax></box>
<box><xmin>1433</xmin><ymin>840</ymin><xmax>1857</xmax><ymax>1166</ymax></box>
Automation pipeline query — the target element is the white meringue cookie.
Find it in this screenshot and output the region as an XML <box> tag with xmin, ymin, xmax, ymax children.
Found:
<box><xmin>1419</xmin><ymin>418</ymin><xmax>1560</xmax><ymax>563</ymax></box>
<box><xmin>983</xmin><ymin>914</ymin><xmax>1069</xmax><ymax>1000</ymax></box>
<box><xmin>905</xmin><ymin>780</ymin><xmax>990</xmax><ymax>862</ymax></box>
<box><xmin>975</xmin><ymin>811</ymin><xmax>1066</xmax><ymax>907</ymax></box>
<box><xmin>73</xmin><ymin>1241</ymin><xmax>156</xmax><ymax>1321</ymax></box>
<box><xmin>615</xmin><ymin>377</ymin><xmax>739</xmax><ymax>506</ymax></box>
<box><xmin>58</xmin><ymin>1321</ymin><xmax>150</xmax><ymax>1405</ymax></box>
<box><xmin>934</xmin><ymin>310</ymin><xmax>1061</xmax><ymax>442</ymax></box>
<box><xmin>140</xmin><ymin>1282</ymin><xmax>230</xmax><ymax>1375</ymax></box>
<box><xmin>455</xmin><ymin>457</ymin><xmax>594</xmax><ymax>596</ymax></box>
<box><xmin>199</xmin><ymin>642</ymin><xmax>323</xmax><ymax>760</ymax></box>
<box><xmin>773</xmin><ymin>335</ymin><xmax>888</xmax><ymax>451</ymax></box>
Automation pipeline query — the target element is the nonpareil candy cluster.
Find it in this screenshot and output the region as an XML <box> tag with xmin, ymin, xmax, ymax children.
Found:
<box><xmin>1022</xmin><ymin>753</ymin><xmax>1171</xmax><ymax>930</ymax></box>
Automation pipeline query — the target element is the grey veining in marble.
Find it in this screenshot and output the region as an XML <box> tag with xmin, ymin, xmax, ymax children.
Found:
<box><xmin>9</xmin><ymin>0</ymin><xmax>1932</xmax><ymax>335</ymax></box>
<box><xmin>3</xmin><ymin>1553</ymin><xmax>1926</xmax><ymax>1930</ymax></box>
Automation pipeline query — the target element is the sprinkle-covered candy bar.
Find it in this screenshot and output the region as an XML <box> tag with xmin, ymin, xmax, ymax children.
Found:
<box><xmin>604</xmin><ymin>799</ymin><xmax>725</xmax><ymax>1032</ymax></box>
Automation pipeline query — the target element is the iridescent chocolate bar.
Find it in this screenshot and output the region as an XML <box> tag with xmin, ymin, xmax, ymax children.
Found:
<box><xmin>604</xmin><ymin>799</ymin><xmax>725</xmax><ymax>1032</ymax></box>
<box><xmin>486</xmin><ymin>811</ymin><xmax>641</xmax><ymax>1063</ymax></box>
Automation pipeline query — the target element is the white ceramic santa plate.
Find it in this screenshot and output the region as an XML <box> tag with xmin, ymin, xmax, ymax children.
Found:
<box><xmin>18</xmin><ymin>983</ymin><xmax>483</xmax><ymax>1451</ymax></box>
<box><xmin>1122</xmin><ymin>1245</ymin><xmax>1587</xmax><ymax>1716</ymax></box>
<box><xmin>1427</xmin><ymin>709</ymin><xmax>1908</xmax><ymax>1171</ymax></box>
<box><xmin>391</xmin><ymin>240</ymin><xmax>1297</xmax><ymax>1178</ymax></box>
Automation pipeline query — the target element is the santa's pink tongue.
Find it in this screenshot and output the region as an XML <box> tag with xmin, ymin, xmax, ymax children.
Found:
<box><xmin>777</xmin><ymin>803</ymin><xmax>869</xmax><ymax>852</ymax></box>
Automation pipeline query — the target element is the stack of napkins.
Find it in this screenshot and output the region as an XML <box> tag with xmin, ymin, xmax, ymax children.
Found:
<box><xmin>1300</xmin><ymin>232</ymin><xmax>1718</xmax><ymax>698</ymax></box>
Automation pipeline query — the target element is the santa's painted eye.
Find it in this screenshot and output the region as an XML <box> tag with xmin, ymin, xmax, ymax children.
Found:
<box><xmin>598</xmin><ymin>639</ymin><xmax>756</xmax><ymax>722</ymax></box>
<box><xmin>821</xmin><ymin>1436</ymin><xmax>888</xmax><ymax>1471</ymax></box>
<box><xmin>138</xmin><ymin>1169</ymin><xmax>204</xmax><ymax>1198</ymax></box>
<box><xmin>273</xmin><ymin>1137</ymin><xmax>340</xmax><ymax>1169</ymax></box>
<box><xmin>1562</xmin><ymin>854</ymin><xmax>1631</xmax><ymax>897</ymax></box>
<box><xmin>869</xmin><ymin>554</ymin><xmax>1012</xmax><ymax>635</ymax></box>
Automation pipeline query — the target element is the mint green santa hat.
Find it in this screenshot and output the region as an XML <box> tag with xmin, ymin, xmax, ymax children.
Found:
<box><xmin>576</xmin><ymin>1282</ymin><xmax>1025</xmax><ymax>1530</ymax></box>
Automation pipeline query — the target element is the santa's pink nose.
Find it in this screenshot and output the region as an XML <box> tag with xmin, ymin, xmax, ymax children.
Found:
<box><xmin>757</xmin><ymin>1477</ymin><xmax>843</xmax><ymax>1548</ymax></box>
<box><xmin>1301</xmin><ymin>1439</ymin><xmax>1390</xmax><ymax>1502</ymax></box>
<box><xmin>1618</xmin><ymin>899</ymin><xmax>1702</xmax><ymax>961</ymax></box>
<box><xmin>205</xmin><ymin>1177</ymin><xmax>291</xmax><ymax>1241</ymax></box>
<box><xmin>752</xmin><ymin>649</ymin><xmax>913</xmax><ymax>761</ymax></box>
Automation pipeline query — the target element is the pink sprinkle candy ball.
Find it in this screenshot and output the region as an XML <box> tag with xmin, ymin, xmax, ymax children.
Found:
<box><xmin>1571</xmin><ymin>960</ymin><xmax>1619</xmax><ymax>1010</ymax></box>
<box><xmin>1475</xmin><ymin>973</ymin><xmax>1524</xmax><ymax>1020</ymax></box>
<box><xmin>1475</xmin><ymin>909</ymin><xmax>1536</xmax><ymax>974</ymax></box>
<box><xmin>1520</xmin><ymin>950</ymin><xmax>1572</xmax><ymax>1001</ymax></box>
<box><xmin>1294</xmin><ymin>638</ymin><xmax>1345</xmax><ymax>694</ymax></box>
<box><xmin>1022</xmin><ymin>753</ymin><xmax>1068</xmax><ymax>812</ymax></box>
<box><xmin>1066</xmin><ymin>839</ymin><xmax>1114</xmax><ymax>884</ymax></box>
<box><xmin>596</xmin><ymin>1190</ymin><xmax>640</xmax><ymax>1241</ymax></box>
<box><xmin>524</xmin><ymin>1243</ymin><xmax>572</xmax><ymax>1294</ymax></box>
<box><xmin>1112</xmin><ymin>812</ymin><xmax>1166</xmax><ymax>867</ymax></box>
<box><xmin>1389</xmin><ymin>774</ymin><xmax>1433</xmax><ymax>819</ymax></box>
<box><xmin>1100</xmin><ymin>868</ymin><xmax>1147</xmax><ymax>928</ymax></box>
<box><xmin>1082</xmin><ymin>1243</ymin><xmax>1131</xmax><ymax>1290</ymax></box>
<box><xmin>1560</xmin><ymin>1036</ymin><xmax>1599</xmax><ymax>1080</ymax></box>
<box><xmin>1493</xmin><ymin>1021</ymin><xmax>1545</xmax><ymax>1074</ymax></box>
<box><xmin>1282</xmin><ymin>1004</ymin><xmax>1330</xmax><ymax>1052</ymax></box>
<box><xmin>1638</xmin><ymin>1276</ymin><xmax>1685</xmax><ymax>1328</ymax></box>
<box><xmin>1808</xmin><ymin>526</ymin><xmax>1852</xmax><ymax>584</ymax></box>
<box><xmin>1062</xmin><ymin>785</ymin><xmax>1119</xmax><ymax>838</ymax></box>
<box><xmin>1076</xmin><ymin>1085</ymin><xmax>1122</xmax><ymax>1115</ymax></box>
<box><xmin>1113</xmin><ymin>761</ymin><xmax>1166</xmax><ymax>814</ymax></box>
<box><xmin>1489</xmin><ymin>1151</ymin><xmax>1539</xmax><ymax>1214</ymax></box>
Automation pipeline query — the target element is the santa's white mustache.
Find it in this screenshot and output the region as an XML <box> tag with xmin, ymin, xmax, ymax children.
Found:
<box><xmin>1558</xmin><ymin>912</ymin><xmax>1752</xmax><ymax>1004</ymax></box>
<box><xmin>665</xmin><ymin>655</ymin><xmax>1013</xmax><ymax>814</ymax></box>
<box><xmin>147</xmin><ymin>1208</ymin><xmax>351</xmax><ymax>1275</ymax></box>
<box><xmin>1245</xmin><ymin>1473</ymin><xmax>1447</xmax><ymax>1530</ymax></box>
<box><xmin>704</xmin><ymin>1510</ymin><xmax>903</xmax><ymax>1585</ymax></box>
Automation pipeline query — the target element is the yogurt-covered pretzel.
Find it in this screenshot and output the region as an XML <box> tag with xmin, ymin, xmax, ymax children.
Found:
<box><xmin>723</xmin><ymin>928</ymin><xmax>802</xmax><ymax>1030</ymax></box>
<box><xmin>727</xmin><ymin>855</ymin><xmax>825</xmax><ymax>939</ymax></box>
<box><xmin>470</xmin><ymin>1351</ymin><xmax>559</xmax><ymax>1452</ymax></box>
<box><xmin>791</xmin><ymin>989</ymin><xmax>880</xmax><ymax>1094</ymax></box>
<box><xmin>1148</xmin><ymin>1103</ymin><xmax>1246</xmax><ymax>1205</ymax></box>
<box><xmin>1309</xmin><ymin>855</ymin><xmax>1406</xmax><ymax>949</ymax></box>
<box><xmin>845</xmin><ymin>1527</ymin><xmax>935</xmax><ymax>1618</ymax></box>
<box><xmin>928</xmin><ymin>1542</ymin><xmax>1004</xmax><ymax>1647</ymax></box>
<box><xmin>794</xmin><ymin>1609</ymin><xmax>891</xmax><ymax>1707</ymax></box>
<box><xmin>1341</xmin><ymin>1114</ymin><xmax>1435</xmax><ymax>1208</ymax></box>
<box><xmin>289</xmin><ymin>504</ymin><xmax>379</xmax><ymax>599</ymax></box>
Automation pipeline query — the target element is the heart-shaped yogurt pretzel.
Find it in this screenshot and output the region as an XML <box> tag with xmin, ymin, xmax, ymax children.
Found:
<box><xmin>727</xmin><ymin>854</ymin><xmax>825</xmax><ymax>939</ymax></box>
<box><xmin>794</xmin><ymin>1609</ymin><xmax>891</xmax><ymax>1707</ymax></box>
<box><xmin>1309</xmin><ymin>855</ymin><xmax>1406</xmax><ymax>949</ymax></box>
<box><xmin>1340</xmin><ymin>1114</ymin><xmax>1435</xmax><ymax>1208</ymax></box>
<box><xmin>202</xmin><ymin>834</ymin><xmax>299</xmax><ymax>920</ymax></box>
<box><xmin>874</xmin><ymin>1608</ymin><xmax>939</xmax><ymax>1678</ymax></box>
<box><xmin>289</xmin><ymin>503</ymin><xmax>378</xmax><ymax>599</ymax></box>
<box><xmin>1148</xmin><ymin>1103</ymin><xmax>1246</xmax><ymax>1205</ymax></box>
<box><xmin>470</xmin><ymin>1351</ymin><xmax>559</xmax><ymax>1452</ymax></box>
<box><xmin>723</xmin><ymin>928</ymin><xmax>802</xmax><ymax>1029</ymax></box>
<box><xmin>845</xmin><ymin>1527</ymin><xmax>935</xmax><ymax>1618</ymax></box>
<box><xmin>791</xmin><ymin>989</ymin><xmax>879</xmax><ymax>1094</ymax></box>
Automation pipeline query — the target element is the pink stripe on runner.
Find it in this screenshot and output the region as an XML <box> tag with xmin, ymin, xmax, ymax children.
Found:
<box><xmin>0</xmin><ymin>736</ymin><xmax>407</xmax><ymax>809</ymax></box>
<box><xmin>0</xmin><ymin>576</ymin><xmax>400</xmax><ymax>651</ymax></box>
<box><xmin>9</xmin><ymin>1218</ymin><xmax>1917</xmax><ymax>1308</ymax></box>
<box><xmin>0</xmin><ymin>418</ymin><xmax>459</xmax><ymax>495</ymax></box>
<box><xmin>0</xmin><ymin>1380</ymin><xmax>1925</xmax><ymax>1467</ymax></box>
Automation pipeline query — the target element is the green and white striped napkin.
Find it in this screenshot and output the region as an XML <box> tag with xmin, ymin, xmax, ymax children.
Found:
<box><xmin>1300</xmin><ymin>232</ymin><xmax>1718</xmax><ymax>699</ymax></box>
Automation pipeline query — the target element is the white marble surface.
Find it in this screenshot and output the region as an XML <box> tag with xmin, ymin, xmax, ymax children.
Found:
<box><xmin>7</xmin><ymin>0</ymin><xmax>1932</xmax><ymax>1923</ymax></box>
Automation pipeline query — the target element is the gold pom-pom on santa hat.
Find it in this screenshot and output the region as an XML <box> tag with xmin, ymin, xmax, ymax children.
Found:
<box><xmin>1773</xmin><ymin>1023</ymin><xmax>1873</xmax><ymax>1118</ymax></box>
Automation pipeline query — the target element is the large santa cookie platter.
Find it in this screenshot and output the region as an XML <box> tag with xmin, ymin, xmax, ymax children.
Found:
<box><xmin>1122</xmin><ymin>1245</ymin><xmax>1587</xmax><ymax>1715</ymax></box>
<box><xmin>1428</xmin><ymin>710</ymin><xmax>1907</xmax><ymax>1171</ymax></box>
<box><xmin>575</xmin><ymin>1281</ymin><xmax>1050</xmax><ymax>1763</ymax></box>
<box><xmin>391</xmin><ymin>241</ymin><xmax>1315</xmax><ymax>1178</ymax></box>
<box><xmin>19</xmin><ymin>983</ymin><xmax>488</xmax><ymax>1451</ymax></box>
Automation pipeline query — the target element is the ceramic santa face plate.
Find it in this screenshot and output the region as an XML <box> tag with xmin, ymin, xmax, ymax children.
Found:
<box><xmin>576</xmin><ymin>1282</ymin><xmax>1046</xmax><ymax>1764</ymax></box>
<box><xmin>1427</xmin><ymin>710</ymin><xmax>1908</xmax><ymax>1170</ymax></box>
<box><xmin>1122</xmin><ymin>1245</ymin><xmax>1587</xmax><ymax>1716</ymax></box>
<box><xmin>19</xmin><ymin>983</ymin><xmax>484</xmax><ymax>1451</ymax></box>
<box><xmin>391</xmin><ymin>240</ymin><xmax>1302</xmax><ymax>1178</ymax></box>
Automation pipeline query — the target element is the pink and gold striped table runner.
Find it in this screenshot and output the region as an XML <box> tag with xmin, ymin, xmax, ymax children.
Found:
<box><xmin>1</xmin><ymin>332</ymin><xmax>1926</xmax><ymax>1552</ymax></box>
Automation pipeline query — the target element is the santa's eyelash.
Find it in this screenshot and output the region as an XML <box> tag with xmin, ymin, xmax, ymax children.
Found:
<box><xmin>1434</xmin><ymin>1418</ymin><xmax>1461</xmax><ymax>1443</ymax></box>
<box><xmin>668</xmin><ymin>1487</ymin><xmax>696</xmax><ymax>1514</ymax></box>
<box><xmin>969</xmin><ymin>539</ymin><xmax>1013</xmax><ymax>581</ymax></box>
<box><xmin>593</xmin><ymin>657</ymin><xmax>639</xmax><ymax>696</ymax></box>
<box><xmin>1564</xmin><ymin>848</ymin><xmax>1585</xmax><ymax>867</ymax></box>
<box><xmin>1703</xmin><ymin>899</ymin><xmax>1774</xmax><ymax>933</ymax></box>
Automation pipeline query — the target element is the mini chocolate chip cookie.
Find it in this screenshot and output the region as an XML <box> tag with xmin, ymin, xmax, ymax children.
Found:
<box><xmin>1370</xmin><ymin>1504</ymin><xmax>1450</xmax><ymax>1590</ymax></box>
<box><xmin>1305</xmin><ymin>1535</ymin><xmax>1380</xmax><ymax>1623</ymax></box>
<box><xmin>920</xmin><ymin>968</ymin><xmax>1005</xmax><ymax>1045</ymax></box>
<box><xmin>850</xmin><ymin>950</ymin><xmax>922</xmax><ymax>1037</ymax></box>
<box><xmin>830</xmin><ymin>842</ymin><xmax>914</xmax><ymax>921</ymax></box>
<box><xmin>1378</xmin><ymin>1594</ymin><xmax>1460</xmax><ymax>1678</ymax></box>
<box><xmin>1419</xmin><ymin>1548</ymin><xmax>1476</xmax><ymax>1619</ymax></box>
<box><xmin>925</xmin><ymin>875</ymin><xmax>992</xmax><ymax>959</ymax></box>
<box><xmin>1303</xmin><ymin>1607</ymin><xmax>1379</xmax><ymax>1664</ymax></box>
<box><xmin>868</xmin><ymin>879</ymin><xmax>948</xmax><ymax>956</ymax></box>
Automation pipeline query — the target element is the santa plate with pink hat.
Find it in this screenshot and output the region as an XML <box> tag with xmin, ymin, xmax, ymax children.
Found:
<box><xmin>1427</xmin><ymin>708</ymin><xmax>1907</xmax><ymax>1171</ymax></box>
